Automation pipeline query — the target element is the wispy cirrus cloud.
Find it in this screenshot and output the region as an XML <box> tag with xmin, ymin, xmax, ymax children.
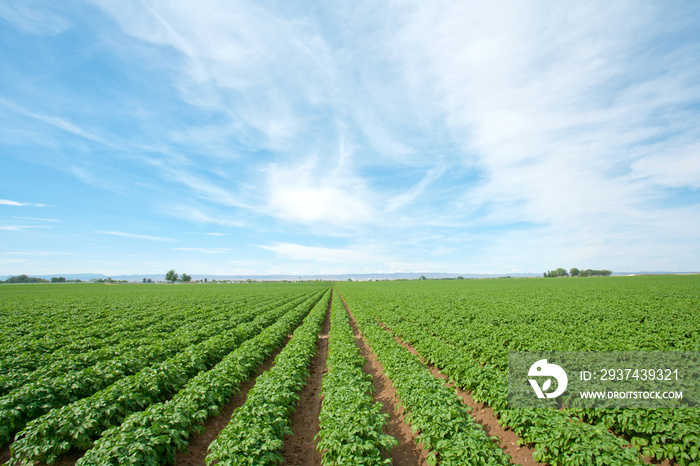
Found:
<box><xmin>2</xmin><ymin>1</ymin><xmax>699</xmax><ymax>275</ymax></box>
<box><xmin>93</xmin><ymin>230</ymin><xmax>178</xmax><ymax>242</ymax></box>
<box><xmin>2</xmin><ymin>250</ymin><xmax>73</xmax><ymax>256</ymax></box>
<box><xmin>88</xmin><ymin>0</ymin><xmax>335</xmax><ymax>149</ymax></box>
<box><xmin>173</xmin><ymin>247</ymin><xmax>234</xmax><ymax>254</ymax></box>
<box><xmin>389</xmin><ymin>1</ymin><xmax>700</xmax><ymax>251</ymax></box>
<box><xmin>11</xmin><ymin>216</ymin><xmax>58</xmax><ymax>222</ymax></box>
<box><xmin>0</xmin><ymin>199</ymin><xmax>49</xmax><ymax>207</ymax></box>
<box><xmin>0</xmin><ymin>225</ymin><xmax>50</xmax><ymax>231</ymax></box>
<box><xmin>0</xmin><ymin>99</ymin><xmax>117</xmax><ymax>147</ymax></box>
<box><xmin>0</xmin><ymin>1</ymin><xmax>71</xmax><ymax>36</ymax></box>
<box><xmin>260</xmin><ymin>242</ymin><xmax>380</xmax><ymax>265</ymax></box>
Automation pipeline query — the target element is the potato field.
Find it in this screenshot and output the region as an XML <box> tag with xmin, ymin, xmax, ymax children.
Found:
<box><xmin>0</xmin><ymin>276</ymin><xmax>698</xmax><ymax>465</ymax></box>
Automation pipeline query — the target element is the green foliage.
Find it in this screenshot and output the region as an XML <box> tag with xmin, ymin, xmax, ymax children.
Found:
<box><xmin>546</xmin><ymin>268</ymin><xmax>612</xmax><ymax>277</ymax></box>
<box><xmin>338</xmin><ymin>276</ymin><xmax>700</xmax><ymax>465</ymax></box>
<box><xmin>205</xmin><ymin>290</ymin><xmax>331</xmax><ymax>465</ymax></box>
<box><xmin>165</xmin><ymin>270</ymin><xmax>178</xmax><ymax>283</ymax></box>
<box><xmin>315</xmin><ymin>291</ymin><xmax>397</xmax><ymax>465</ymax></box>
<box><xmin>0</xmin><ymin>316</ymin><xmax>218</xmax><ymax>446</ymax></box>
<box><xmin>8</xmin><ymin>293</ymin><xmax>318</xmax><ymax>464</ymax></box>
<box><xmin>343</xmin><ymin>292</ymin><xmax>512</xmax><ymax>466</ymax></box>
<box><xmin>1</xmin><ymin>277</ymin><xmax>697</xmax><ymax>465</ymax></box>
<box><xmin>78</xmin><ymin>289</ymin><xmax>330</xmax><ymax>466</ymax></box>
<box><xmin>1</xmin><ymin>274</ymin><xmax>48</xmax><ymax>283</ymax></box>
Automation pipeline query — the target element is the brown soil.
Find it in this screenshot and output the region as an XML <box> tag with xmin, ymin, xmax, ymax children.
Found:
<box><xmin>38</xmin><ymin>449</ymin><xmax>84</xmax><ymax>466</ymax></box>
<box><xmin>377</xmin><ymin>323</ymin><xmax>544</xmax><ymax>466</ymax></box>
<box><xmin>280</xmin><ymin>295</ymin><xmax>332</xmax><ymax>466</ymax></box>
<box><xmin>338</xmin><ymin>292</ymin><xmax>429</xmax><ymax>466</ymax></box>
<box><xmin>642</xmin><ymin>453</ymin><xmax>674</xmax><ymax>465</ymax></box>
<box><xmin>175</xmin><ymin>335</ymin><xmax>293</xmax><ymax>466</ymax></box>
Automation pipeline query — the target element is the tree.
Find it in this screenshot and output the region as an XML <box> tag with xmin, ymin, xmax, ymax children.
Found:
<box><xmin>165</xmin><ymin>270</ymin><xmax>178</xmax><ymax>283</ymax></box>
<box><xmin>570</xmin><ymin>268</ymin><xmax>580</xmax><ymax>277</ymax></box>
<box><xmin>181</xmin><ymin>273</ymin><xmax>191</xmax><ymax>282</ymax></box>
<box><xmin>3</xmin><ymin>274</ymin><xmax>48</xmax><ymax>283</ymax></box>
<box><xmin>556</xmin><ymin>268</ymin><xmax>569</xmax><ymax>277</ymax></box>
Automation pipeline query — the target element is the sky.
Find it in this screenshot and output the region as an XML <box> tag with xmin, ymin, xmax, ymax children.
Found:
<box><xmin>1</xmin><ymin>0</ymin><xmax>699</xmax><ymax>277</ymax></box>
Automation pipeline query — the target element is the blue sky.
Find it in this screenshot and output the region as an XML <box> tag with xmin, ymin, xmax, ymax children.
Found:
<box><xmin>1</xmin><ymin>0</ymin><xmax>699</xmax><ymax>276</ymax></box>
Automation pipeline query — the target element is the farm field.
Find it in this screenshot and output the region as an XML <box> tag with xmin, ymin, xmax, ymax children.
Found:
<box><xmin>0</xmin><ymin>275</ymin><xmax>698</xmax><ymax>465</ymax></box>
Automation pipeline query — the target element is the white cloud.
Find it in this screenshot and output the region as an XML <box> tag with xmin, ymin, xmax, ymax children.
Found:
<box><xmin>0</xmin><ymin>1</ymin><xmax>71</xmax><ymax>35</ymax></box>
<box><xmin>0</xmin><ymin>199</ymin><xmax>48</xmax><ymax>207</ymax></box>
<box><xmin>167</xmin><ymin>205</ymin><xmax>246</xmax><ymax>228</ymax></box>
<box><xmin>0</xmin><ymin>99</ymin><xmax>116</xmax><ymax>147</ymax></box>
<box><xmin>0</xmin><ymin>225</ymin><xmax>49</xmax><ymax>231</ymax></box>
<box><xmin>173</xmin><ymin>247</ymin><xmax>234</xmax><ymax>254</ymax></box>
<box><xmin>89</xmin><ymin>0</ymin><xmax>335</xmax><ymax>149</ymax></box>
<box><xmin>166</xmin><ymin>169</ymin><xmax>251</xmax><ymax>209</ymax></box>
<box><xmin>3</xmin><ymin>1</ymin><xmax>698</xmax><ymax>275</ymax></box>
<box><xmin>0</xmin><ymin>199</ymin><xmax>24</xmax><ymax>206</ymax></box>
<box><xmin>264</xmin><ymin>157</ymin><xmax>375</xmax><ymax>229</ymax></box>
<box><xmin>93</xmin><ymin>230</ymin><xmax>178</xmax><ymax>242</ymax></box>
<box><xmin>384</xmin><ymin>164</ymin><xmax>448</xmax><ymax>212</ymax></box>
<box><xmin>260</xmin><ymin>242</ymin><xmax>378</xmax><ymax>265</ymax></box>
<box><xmin>390</xmin><ymin>0</ymin><xmax>700</xmax><ymax>250</ymax></box>
<box><xmin>11</xmin><ymin>216</ymin><xmax>58</xmax><ymax>222</ymax></box>
<box><xmin>628</xmin><ymin>143</ymin><xmax>700</xmax><ymax>189</ymax></box>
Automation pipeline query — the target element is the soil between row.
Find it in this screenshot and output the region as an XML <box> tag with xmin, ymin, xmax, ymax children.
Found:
<box><xmin>6</xmin><ymin>291</ymin><xmax>543</xmax><ymax>466</ymax></box>
<box><xmin>342</xmin><ymin>298</ymin><xmax>429</xmax><ymax>466</ymax></box>
<box><xmin>337</xmin><ymin>291</ymin><xmax>541</xmax><ymax>466</ymax></box>
<box><xmin>279</xmin><ymin>293</ymin><xmax>332</xmax><ymax>466</ymax></box>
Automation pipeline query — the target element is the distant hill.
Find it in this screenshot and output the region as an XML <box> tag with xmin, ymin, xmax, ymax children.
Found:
<box><xmin>0</xmin><ymin>272</ymin><xmax>540</xmax><ymax>282</ymax></box>
<box><xmin>2</xmin><ymin>271</ymin><xmax>696</xmax><ymax>283</ymax></box>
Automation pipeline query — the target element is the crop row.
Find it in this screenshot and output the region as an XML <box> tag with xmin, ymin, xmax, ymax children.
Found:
<box><xmin>344</xmin><ymin>293</ymin><xmax>513</xmax><ymax>466</ymax></box>
<box><xmin>0</xmin><ymin>293</ymin><xmax>276</xmax><ymax>388</ymax></box>
<box><xmin>0</xmin><ymin>286</ymin><xmax>279</xmax><ymax>376</ymax></box>
<box><xmin>315</xmin><ymin>291</ymin><xmax>396</xmax><ymax>465</ymax></box>
<box><xmin>206</xmin><ymin>289</ymin><xmax>331</xmax><ymax>465</ymax></box>
<box><xmin>0</xmin><ymin>307</ymin><xmax>173</xmax><ymax>379</ymax></box>
<box><xmin>1</xmin><ymin>330</ymin><xmax>202</xmax><ymax>446</ymax></box>
<box><xmin>0</xmin><ymin>290</ymin><xmax>292</xmax><ymax>447</ymax></box>
<box><xmin>339</xmin><ymin>285</ymin><xmax>648</xmax><ymax>465</ymax></box>
<box><xmin>76</xmin><ymin>288</ymin><xmax>330</xmax><ymax>465</ymax></box>
<box><xmin>0</xmin><ymin>305</ymin><xmax>251</xmax><ymax>398</ymax></box>
<box><xmin>574</xmin><ymin>408</ymin><xmax>700</xmax><ymax>465</ymax></box>
<box><xmin>7</xmin><ymin>291</ymin><xmax>318</xmax><ymax>465</ymax></box>
<box><xmin>340</xmin><ymin>278</ymin><xmax>700</xmax><ymax>465</ymax></box>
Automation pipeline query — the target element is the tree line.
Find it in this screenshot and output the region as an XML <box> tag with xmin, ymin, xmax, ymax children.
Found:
<box><xmin>544</xmin><ymin>268</ymin><xmax>612</xmax><ymax>277</ymax></box>
<box><xmin>165</xmin><ymin>270</ymin><xmax>191</xmax><ymax>283</ymax></box>
<box><xmin>1</xmin><ymin>274</ymin><xmax>49</xmax><ymax>283</ymax></box>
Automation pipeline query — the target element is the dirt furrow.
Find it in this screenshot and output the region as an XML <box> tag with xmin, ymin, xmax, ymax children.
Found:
<box><xmin>376</xmin><ymin>322</ymin><xmax>544</xmax><ymax>466</ymax></box>
<box><xmin>383</xmin><ymin>325</ymin><xmax>676</xmax><ymax>466</ymax></box>
<box><xmin>175</xmin><ymin>335</ymin><xmax>293</xmax><ymax>466</ymax></box>
<box><xmin>338</xmin><ymin>293</ymin><xmax>429</xmax><ymax>466</ymax></box>
<box><xmin>280</xmin><ymin>295</ymin><xmax>332</xmax><ymax>466</ymax></box>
